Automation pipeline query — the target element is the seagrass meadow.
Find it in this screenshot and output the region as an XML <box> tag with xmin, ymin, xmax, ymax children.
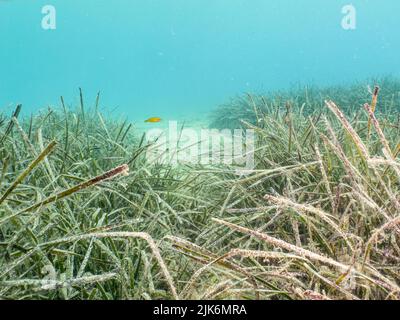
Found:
<box><xmin>0</xmin><ymin>79</ymin><xmax>400</xmax><ymax>300</ymax></box>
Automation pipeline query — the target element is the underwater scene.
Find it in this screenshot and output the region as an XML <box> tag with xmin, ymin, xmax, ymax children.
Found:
<box><xmin>0</xmin><ymin>0</ymin><xmax>400</xmax><ymax>301</ymax></box>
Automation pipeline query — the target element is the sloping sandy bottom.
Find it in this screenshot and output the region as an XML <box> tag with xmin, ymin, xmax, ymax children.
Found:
<box><xmin>133</xmin><ymin>115</ymin><xmax>254</xmax><ymax>173</ymax></box>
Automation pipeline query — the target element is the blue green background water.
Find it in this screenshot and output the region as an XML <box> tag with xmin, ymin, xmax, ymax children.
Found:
<box><xmin>1</xmin><ymin>0</ymin><xmax>399</xmax><ymax>121</ymax></box>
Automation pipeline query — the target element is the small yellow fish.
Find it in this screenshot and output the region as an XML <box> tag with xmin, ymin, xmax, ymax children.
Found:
<box><xmin>145</xmin><ymin>117</ymin><xmax>162</xmax><ymax>123</ymax></box>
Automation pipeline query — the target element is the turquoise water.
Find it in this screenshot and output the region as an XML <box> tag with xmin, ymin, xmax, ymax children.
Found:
<box><xmin>1</xmin><ymin>0</ymin><xmax>399</xmax><ymax>121</ymax></box>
